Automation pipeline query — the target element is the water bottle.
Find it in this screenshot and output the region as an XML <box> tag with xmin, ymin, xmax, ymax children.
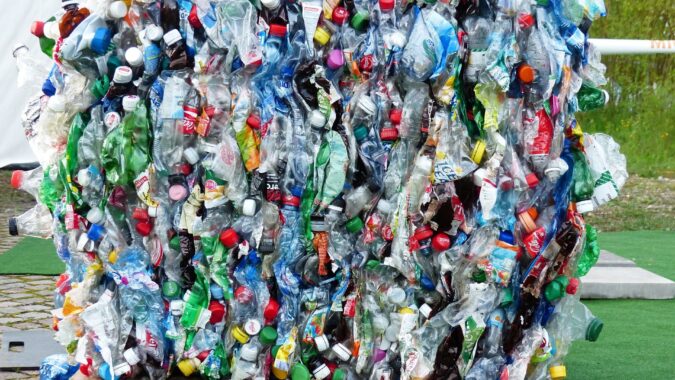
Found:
<box><xmin>8</xmin><ymin>204</ymin><xmax>53</xmax><ymax>238</ymax></box>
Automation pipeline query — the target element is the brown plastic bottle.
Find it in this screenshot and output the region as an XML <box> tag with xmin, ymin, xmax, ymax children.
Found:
<box><xmin>59</xmin><ymin>1</ymin><xmax>91</xmax><ymax>39</ymax></box>
<box><xmin>430</xmin><ymin>324</ymin><xmax>463</xmax><ymax>380</ymax></box>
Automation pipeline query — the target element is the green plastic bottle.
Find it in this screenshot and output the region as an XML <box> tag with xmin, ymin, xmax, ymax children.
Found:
<box><xmin>101</xmin><ymin>102</ymin><xmax>151</xmax><ymax>186</ymax></box>
<box><xmin>575</xmin><ymin>225</ymin><xmax>600</xmax><ymax>277</ymax></box>
<box><xmin>571</xmin><ymin>149</ymin><xmax>594</xmax><ymax>211</ymax></box>
<box><xmin>577</xmin><ymin>84</ymin><xmax>609</xmax><ymax>112</ymax></box>
<box><xmin>30</xmin><ymin>18</ymin><xmax>56</xmax><ymax>57</ymax></box>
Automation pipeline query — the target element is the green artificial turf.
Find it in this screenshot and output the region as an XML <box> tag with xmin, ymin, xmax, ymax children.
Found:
<box><xmin>0</xmin><ymin>237</ymin><xmax>62</xmax><ymax>275</ymax></box>
<box><xmin>566</xmin><ymin>299</ymin><xmax>675</xmax><ymax>379</ymax></box>
<box><xmin>597</xmin><ymin>230</ymin><xmax>675</xmax><ymax>280</ymax></box>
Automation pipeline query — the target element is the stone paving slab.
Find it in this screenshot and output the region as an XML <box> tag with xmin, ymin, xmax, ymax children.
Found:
<box><xmin>594</xmin><ymin>250</ymin><xmax>637</xmax><ymax>267</ymax></box>
<box><xmin>581</xmin><ymin>265</ymin><xmax>675</xmax><ymax>299</ymax></box>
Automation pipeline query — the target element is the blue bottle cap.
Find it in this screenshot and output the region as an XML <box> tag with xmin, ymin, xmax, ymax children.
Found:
<box><xmin>420</xmin><ymin>274</ymin><xmax>435</xmax><ymax>290</ymax></box>
<box><xmin>290</xmin><ymin>185</ymin><xmax>303</xmax><ymax>197</ymax></box>
<box><xmin>42</xmin><ymin>79</ymin><xmax>56</xmax><ymax>96</ymax></box>
<box><xmin>499</xmin><ymin>230</ymin><xmax>515</xmax><ymax>245</ymax></box>
<box><xmin>210</xmin><ymin>283</ymin><xmax>224</xmax><ymax>300</ymax></box>
<box><xmin>87</xmin><ymin>224</ymin><xmax>105</xmax><ymax>242</ymax></box>
<box><xmin>90</xmin><ymin>28</ymin><xmax>113</xmax><ymax>55</ymax></box>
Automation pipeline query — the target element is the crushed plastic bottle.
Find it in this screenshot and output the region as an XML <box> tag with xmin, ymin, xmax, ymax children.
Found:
<box><xmin>7</xmin><ymin>0</ymin><xmax>628</xmax><ymax>378</ymax></box>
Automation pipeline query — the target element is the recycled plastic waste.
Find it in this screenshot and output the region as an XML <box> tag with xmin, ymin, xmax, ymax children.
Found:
<box><xmin>8</xmin><ymin>0</ymin><xmax>628</xmax><ymax>379</ymax></box>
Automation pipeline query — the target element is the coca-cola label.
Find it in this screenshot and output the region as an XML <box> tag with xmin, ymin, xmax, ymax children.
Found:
<box><xmin>182</xmin><ymin>105</ymin><xmax>199</xmax><ymax>134</ymax></box>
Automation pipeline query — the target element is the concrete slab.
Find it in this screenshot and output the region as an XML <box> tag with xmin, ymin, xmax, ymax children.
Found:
<box><xmin>581</xmin><ymin>265</ymin><xmax>675</xmax><ymax>299</ymax></box>
<box><xmin>0</xmin><ymin>330</ymin><xmax>64</xmax><ymax>369</ymax></box>
<box><xmin>594</xmin><ymin>250</ymin><xmax>636</xmax><ymax>267</ymax></box>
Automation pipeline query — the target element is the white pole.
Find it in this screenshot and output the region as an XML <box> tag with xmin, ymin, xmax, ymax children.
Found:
<box><xmin>589</xmin><ymin>39</ymin><xmax>675</xmax><ymax>55</ymax></box>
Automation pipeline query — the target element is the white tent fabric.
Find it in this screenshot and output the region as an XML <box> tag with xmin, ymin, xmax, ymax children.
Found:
<box><xmin>0</xmin><ymin>1</ymin><xmax>60</xmax><ymax>168</ymax></box>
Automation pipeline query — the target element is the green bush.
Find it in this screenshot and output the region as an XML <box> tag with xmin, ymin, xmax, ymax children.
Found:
<box><xmin>579</xmin><ymin>1</ymin><xmax>674</xmax><ymax>177</ymax></box>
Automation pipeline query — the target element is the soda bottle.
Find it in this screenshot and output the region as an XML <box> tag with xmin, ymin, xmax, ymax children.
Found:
<box><xmin>8</xmin><ymin>204</ymin><xmax>53</xmax><ymax>238</ymax></box>
<box><xmin>59</xmin><ymin>0</ymin><xmax>91</xmax><ymax>39</ymax></box>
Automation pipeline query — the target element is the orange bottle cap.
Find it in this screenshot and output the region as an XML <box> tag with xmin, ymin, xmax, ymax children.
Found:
<box><xmin>518</xmin><ymin>64</ymin><xmax>535</xmax><ymax>84</ymax></box>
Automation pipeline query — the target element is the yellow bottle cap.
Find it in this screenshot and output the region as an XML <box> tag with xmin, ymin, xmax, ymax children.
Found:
<box><xmin>314</xmin><ymin>26</ymin><xmax>331</xmax><ymax>46</ymax></box>
<box><xmin>232</xmin><ymin>325</ymin><xmax>250</xmax><ymax>344</ymax></box>
<box><xmin>399</xmin><ymin>307</ymin><xmax>415</xmax><ymax>314</ymax></box>
<box><xmin>108</xmin><ymin>250</ymin><xmax>119</xmax><ymax>264</ymax></box>
<box><xmin>471</xmin><ymin>140</ymin><xmax>486</xmax><ymax>164</ymax></box>
<box><xmin>549</xmin><ymin>365</ymin><xmax>567</xmax><ymax>380</ymax></box>
<box><xmin>177</xmin><ymin>358</ymin><xmax>198</xmax><ymax>377</ymax></box>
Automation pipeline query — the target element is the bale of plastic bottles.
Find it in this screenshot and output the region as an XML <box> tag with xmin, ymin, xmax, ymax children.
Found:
<box><xmin>9</xmin><ymin>0</ymin><xmax>629</xmax><ymax>379</ymax></box>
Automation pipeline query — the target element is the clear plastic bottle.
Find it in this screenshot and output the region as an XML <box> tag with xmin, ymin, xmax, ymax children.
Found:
<box><xmin>8</xmin><ymin>204</ymin><xmax>53</xmax><ymax>238</ymax></box>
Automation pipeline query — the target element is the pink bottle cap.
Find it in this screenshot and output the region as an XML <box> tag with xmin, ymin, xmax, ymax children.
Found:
<box><xmin>326</xmin><ymin>49</ymin><xmax>344</xmax><ymax>70</ymax></box>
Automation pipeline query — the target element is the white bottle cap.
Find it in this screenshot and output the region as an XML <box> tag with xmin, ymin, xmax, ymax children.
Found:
<box><xmin>473</xmin><ymin>168</ymin><xmax>488</xmax><ymax>187</ymax></box>
<box><xmin>309</xmin><ymin>110</ymin><xmax>326</xmax><ymax>129</ymax></box>
<box><xmin>108</xmin><ymin>1</ymin><xmax>128</xmax><ymax>19</ymax></box>
<box><xmin>575</xmin><ymin>200</ymin><xmax>594</xmax><ymax>214</ymax></box>
<box><xmin>183</xmin><ymin>147</ymin><xmax>200</xmax><ymax>165</ymax></box>
<box><xmin>240</xmin><ymin>343</ymin><xmax>259</xmax><ymax>362</ymax></box>
<box><xmin>244</xmin><ymin>319</ymin><xmax>261</xmax><ymax>336</ymax></box>
<box><xmin>314</xmin><ymin>334</ymin><xmax>329</xmax><ymax>352</ymax></box>
<box><xmin>377</xmin><ymin>199</ymin><xmax>392</xmax><ymax>215</ymax></box>
<box><xmin>48</xmin><ymin>95</ymin><xmax>66</xmax><ymax>112</ymax></box>
<box><xmin>44</xmin><ymin>21</ymin><xmax>60</xmax><ymax>40</ymax></box>
<box><xmin>145</xmin><ymin>25</ymin><xmax>164</xmax><ymax>42</ymax></box>
<box><xmin>242</xmin><ymin>198</ymin><xmax>257</xmax><ymax>216</ymax></box>
<box><xmin>378</xmin><ymin>338</ymin><xmax>391</xmax><ymax>351</ymax></box>
<box><xmin>125</xmin><ymin>47</ymin><xmax>144</xmax><ymax>67</ymax></box>
<box><xmin>415</xmin><ymin>156</ymin><xmax>433</xmax><ymax>174</ymax></box>
<box><xmin>419</xmin><ymin>303</ymin><xmax>432</xmax><ymax>319</ymax></box>
<box><xmin>104</xmin><ymin>112</ymin><xmax>122</xmax><ymax>130</ymax></box>
<box><xmin>122</xmin><ymin>95</ymin><xmax>140</xmax><ymax>113</ymax></box>
<box><xmin>388</xmin><ymin>31</ymin><xmax>407</xmax><ymax>49</ymax></box>
<box><xmin>123</xmin><ymin>348</ymin><xmax>141</xmax><ymax>366</ymax></box>
<box><xmin>332</xmin><ymin>343</ymin><xmax>351</xmax><ymax>362</ymax></box>
<box><xmin>76</xmin><ymin>233</ymin><xmax>90</xmax><ymax>252</ymax></box>
<box><xmin>358</xmin><ymin>95</ymin><xmax>376</xmax><ymax>116</ymax></box>
<box><xmin>113</xmin><ymin>363</ymin><xmax>131</xmax><ymax>376</ymax></box>
<box><xmin>163</xmin><ymin>29</ymin><xmax>182</xmax><ymax>46</ymax></box>
<box><xmin>147</xmin><ymin>206</ymin><xmax>158</xmax><ymax>218</ymax></box>
<box><xmin>312</xmin><ymin>363</ymin><xmax>331</xmax><ymax>380</ymax></box>
<box><xmin>170</xmin><ymin>300</ymin><xmax>184</xmax><ymax>316</ymax></box>
<box><xmin>87</xmin><ymin>208</ymin><xmax>104</xmax><ymax>224</ymax></box>
<box><xmin>261</xmin><ymin>0</ymin><xmax>281</xmax><ymax>10</ymax></box>
<box><xmin>78</xmin><ymin>168</ymin><xmax>91</xmax><ymax>187</ymax></box>
<box><xmin>384</xmin><ymin>324</ymin><xmax>399</xmax><ymax>342</ymax></box>
<box><xmin>387</xmin><ymin>287</ymin><xmax>406</xmax><ymax>306</ymax></box>
<box><xmin>113</xmin><ymin>66</ymin><xmax>133</xmax><ymax>84</ymax></box>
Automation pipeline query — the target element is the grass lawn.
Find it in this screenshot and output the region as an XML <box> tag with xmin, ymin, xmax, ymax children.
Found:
<box><xmin>565</xmin><ymin>230</ymin><xmax>675</xmax><ymax>379</ymax></box>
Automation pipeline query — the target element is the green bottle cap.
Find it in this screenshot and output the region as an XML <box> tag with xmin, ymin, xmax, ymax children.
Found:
<box><xmin>353</xmin><ymin>125</ymin><xmax>369</xmax><ymax>143</ymax></box>
<box><xmin>365</xmin><ymin>260</ymin><xmax>381</xmax><ymax>270</ymax></box>
<box><xmin>544</xmin><ymin>276</ymin><xmax>569</xmax><ymax>302</ymax></box>
<box><xmin>500</xmin><ymin>288</ymin><xmax>514</xmax><ymax>307</ymax></box>
<box><xmin>170</xmin><ymin>236</ymin><xmax>181</xmax><ymax>251</ymax></box>
<box><xmin>107</xmin><ymin>55</ymin><xmax>122</xmax><ymax>76</ymax></box>
<box><xmin>162</xmin><ymin>280</ymin><xmax>180</xmax><ymax>298</ymax></box>
<box><xmin>350</xmin><ymin>11</ymin><xmax>369</xmax><ymax>32</ymax></box>
<box><xmin>345</xmin><ymin>217</ymin><xmax>364</xmax><ymax>233</ymax></box>
<box><xmin>586</xmin><ymin>318</ymin><xmax>604</xmax><ymax>342</ymax></box>
<box><xmin>472</xmin><ymin>269</ymin><xmax>486</xmax><ymax>283</ymax></box>
<box><xmin>300</xmin><ymin>346</ymin><xmax>318</xmax><ymax>364</ymax></box>
<box><xmin>333</xmin><ymin>368</ymin><xmax>347</xmax><ymax>380</ymax></box>
<box><xmin>260</xmin><ymin>326</ymin><xmax>278</xmax><ymax>346</ymax></box>
<box><xmin>290</xmin><ymin>363</ymin><xmax>311</xmax><ymax>380</ymax></box>
<box><xmin>271</xmin><ymin>344</ymin><xmax>281</xmax><ymax>359</ymax></box>
<box><xmin>91</xmin><ymin>75</ymin><xmax>110</xmax><ymax>99</ymax></box>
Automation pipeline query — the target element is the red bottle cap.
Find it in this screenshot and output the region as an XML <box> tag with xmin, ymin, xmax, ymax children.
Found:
<box><xmin>380</xmin><ymin>127</ymin><xmax>399</xmax><ymax>141</ymax></box>
<box><xmin>518</xmin><ymin>13</ymin><xmax>535</xmax><ymax>29</ymax></box>
<box><xmin>132</xmin><ymin>207</ymin><xmax>150</xmax><ymax>222</ymax></box>
<box><xmin>219</xmin><ymin>228</ymin><xmax>240</xmax><ymax>248</ymax></box>
<box><xmin>10</xmin><ymin>170</ymin><xmax>23</xmax><ymax>190</ymax></box>
<box><xmin>135</xmin><ymin>221</ymin><xmax>153</xmax><ymax>237</ymax></box>
<box><xmin>197</xmin><ymin>350</ymin><xmax>211</xmax><ymax>362</ymax></box>
<box><xmin>264</xmin><ymin>298</ymin><xmax>280</xmax><ymax>323</ymax></box>
<box><xmin>269</xmin><ymin>24</ymin><xmax>287</xmax><ymax>38</ymax></box>
<box><xmin>208</xmin><ymin>300</ymin><xmax>226</xmax><ymax>324</ymax></box>
<box><xmin>566</xmin><ymin>277</ymin><xmax>579</xmax><ymax>295</ymax></box>
<box><xmin>282</xmin><ymin>195</ymin><xmax>301</xmax><ymax>208</ymax></box>
<box><xmin>359</xmin><ymin>55</ymin><xmax>374</xmax><ymax>72</ymax></box>
<box><xmin>188</xmin><ymin>5</ymin><xmax>203</xmax><ymax>29</ymax></box>
<box><xmin>246</xmin><ymin>114</ymin><xmax>261</xmax><ymax>129</ymax></box>
<box><xmin>234</xmin><ymin>286</ymin><xmax>255</xmax><ymax>303</ymax></box>
<box><xmin>31</xmin><ymin>21</ymin><xmax>45</xmax><ymax>38</ymax></box>
<box><xmin>431</xmin><ymin>233</ymin><xmax>452</xmax><ymax>251</ymax></box>
<box><xmin>389</xmin><ymin>108</ymin><xmax>402</xmax><ymax>124</ymax></box>
<box><xmin>413</xmin><ymin>225</ymin><xmax>434</xmax><ymax>241</ymax></box>
<box><xmin>518</xmin><ymin>64</ymin><xmax>535</xmax><ymax>84</ymax></box>
<box><xmin>332</xmin><ymin>7</ymin><xmax>349</xmax><ymax>26</ymax></box>
<box><xmin>179</xmin><ymin>162</ymin><xmax>193</xmax><ymax>175</ymax></box>
<box><xmin>379</xmin><ymin>0</ymin><xmax>395</xmax><ymax>12</ymax></box>
<box><xmin>525</xmin><ymin>173</ymin><xmax>539</xmax><ymax>189</ymax></box>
